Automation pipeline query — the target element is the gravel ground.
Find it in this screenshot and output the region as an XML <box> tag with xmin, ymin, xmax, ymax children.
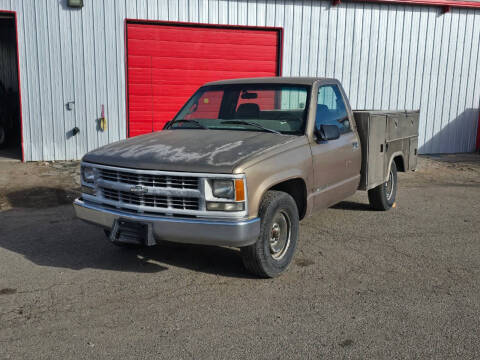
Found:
<box><xmin>0</xmin><ymin>154</ymin><xmax>479</xmax><ymax>359</ymax></box>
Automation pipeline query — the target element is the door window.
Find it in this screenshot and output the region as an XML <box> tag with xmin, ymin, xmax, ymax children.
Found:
<box><xmin>316</xmin><ymin>85</ymin><xmax>350</xmax><ymax>134</ymax></box>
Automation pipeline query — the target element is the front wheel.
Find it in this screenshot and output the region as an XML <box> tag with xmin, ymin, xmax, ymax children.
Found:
<box><xmin>368</xmin><ymin>161</ymin><xmax>398</xmax><ymax>211</ymax></box>
<box><xmin>241</xmin><ymin>190</ymin><xmax>299</xmax><ymax>278</ymax></box>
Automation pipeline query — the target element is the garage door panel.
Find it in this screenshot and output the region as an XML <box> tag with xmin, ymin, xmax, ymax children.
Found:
<box><xmin>128</xmin><ymin>24</ymin><xmax>278</xmax><ymax>46</ymax></box>
<box><xmin>129</xmin><ymin>111</ymin><xmax>153</xmax><ymax>122</ymax></box>
<box><xmin>128</xmin><ymin>84</ymin><xmax>153</xmax><ymax>97</ymax></box>
<box><xmin>149</xmin><ymin>71</ymin><xmax>275</xmax><ymax>86</ymax></box>
<box><xmin>128</xmin><ymin>39</ymin><xmax>277</xmax><ymax>61</ymax></box>
<box><xmin>152</xmin><ymin>96</ymin><xmax>195</xmax><ymax>106</ymax></box>
<box><xmin>152</xmin><ymin>102</ymin><xmax>189</xmax><ymax>112</ymax></box>
<box><xmin>128</xmin><ymin>35</ymin><xmax>279</xmax><ymax>50</ymax></box>
<box><xmin>128</xmin><ymin>55</ymin><xmax>152</xmax><ymax>68</ymax></box>
<box><xmin>152</xmin><ymin>87</ymin><xmax>199</xmax><ymax>98</ymax></box>
<box><xmin>128</xmin><ymin>25</ymin><xmax>279</xmax><ymax>44</ymax></box>
<box><xmin>128</xmin><ymin>96</ymin><xmax>154</xmax><ymax>111</ymax></box>
<box><xmin>127</xmin><ymin>23</ymin><xmax>281</xmax><ymax>137</ymax></box>
<box><xmin>128</xmin><ymin>69</ymin><xmax>151</xmax><ymax>85</ymax></box>
<box><xmin>150</xmin><ymin>57</ymin><xmax>277</xmax><ymax>73</ymax></box>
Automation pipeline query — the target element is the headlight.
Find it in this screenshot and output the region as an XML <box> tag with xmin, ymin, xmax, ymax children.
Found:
<box><xmin>212</xmin><ymin>179</ymin><xmax>234</xmax><ymax>199</ymax></box>
<box><xmin>81</xmin><ymin>166</ymin><xmax>95</xmax><ymax>183</ymax></box>
<box><xmin>206</xmin><ymin>178</ymin><xmax>246</xmax><ymax>212</ymax></box>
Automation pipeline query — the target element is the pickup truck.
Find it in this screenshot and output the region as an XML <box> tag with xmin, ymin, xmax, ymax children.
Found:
<box><xmin>74</xmin><ymin>77</ymin><xmax>419</xmax><ymax>277</ymax></box>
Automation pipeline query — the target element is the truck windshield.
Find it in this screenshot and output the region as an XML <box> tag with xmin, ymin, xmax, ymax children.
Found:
<box><xmin>171</xmin><ymin>84</ymin><xmax>310</xmax><ymax>135</ymax></box>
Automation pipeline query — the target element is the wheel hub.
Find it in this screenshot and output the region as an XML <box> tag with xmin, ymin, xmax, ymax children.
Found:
<box><xmin>385</xmin><ymin>169</ymin><xmax>394</xmax><ymax>200</ymax></box>
<box><xmin>269</xmin><ymin>211</ymin><xmax>291</xmax><ymax>260</ymax></box>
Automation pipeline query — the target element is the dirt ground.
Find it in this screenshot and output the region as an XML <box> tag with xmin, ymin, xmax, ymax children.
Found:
<box><xmin>0</xmin><ymin>154</ymin><xmax>479</xmax><ymax>359</ymax></box>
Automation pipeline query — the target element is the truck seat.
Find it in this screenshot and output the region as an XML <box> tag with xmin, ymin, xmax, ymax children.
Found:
<box><xmin>236</xmin><ymin>103</ymin><xmax>260</xmax><ymax>119</ymax></box>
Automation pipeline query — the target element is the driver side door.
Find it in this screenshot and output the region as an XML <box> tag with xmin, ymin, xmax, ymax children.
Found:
<box><xmin>310</xmin><ymin>83</ymin><xmax>361</xmax><ymax>210</ymax></box>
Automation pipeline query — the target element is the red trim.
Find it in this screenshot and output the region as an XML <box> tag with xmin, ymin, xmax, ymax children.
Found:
<box><xmin>362</xmin><ymin>0</ymin><xmax>480</xmax><ymax>9</ymax></box>
<box><xmin>476</xmin><ymin>111</ymin><xmax>480</xmax><ymax>152</ymax></box>
<box><xmin>278</xmin><ymin>28</ymin><xmax>284</xmax><ymax>76</ymax></box>
<box><xmin>0</xmin><ymin>10</ymin><xmax>23</xmax><ymax>161</ymax></box>
<box><xmin>123</xmin><ymin>19</ymin><xmax>283</xmax><ymax>138</ymax></box>
<box><xmin>124</xmin><ymin>19</ymin><xmax>130</xmax><ymax>138</ymax></box>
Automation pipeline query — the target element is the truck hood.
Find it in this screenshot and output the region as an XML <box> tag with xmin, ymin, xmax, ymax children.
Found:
<box><xmin>82</xmin><ymin>129</ymin><xmax>299</xmax><ymax>173</ymax></box>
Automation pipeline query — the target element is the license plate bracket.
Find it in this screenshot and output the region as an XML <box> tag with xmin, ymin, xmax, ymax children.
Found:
<box><xmin>109</xmin><ymin>219</ymin><xmax>155</xmax><ymax>246</ymax></box>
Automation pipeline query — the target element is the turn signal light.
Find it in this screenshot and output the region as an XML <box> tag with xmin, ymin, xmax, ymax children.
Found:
<box><xmin>206</xmin><ymin>202</ymin><xmax>244</xmax><ymax>212</ymax></box>
<box><xmin>235</xmin><ymin>179</ymin><xmax>245</xmax><ymax>201</ymax></box>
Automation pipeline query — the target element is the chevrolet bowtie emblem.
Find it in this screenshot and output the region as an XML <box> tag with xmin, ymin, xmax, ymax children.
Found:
<box><xmin>130</xmin><ymin>185</ymin><xmax>148</xmax><ymax>195</ymax></box>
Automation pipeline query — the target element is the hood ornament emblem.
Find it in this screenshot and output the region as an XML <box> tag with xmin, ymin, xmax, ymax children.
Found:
<box><xmin>130</xmin><ymin>185</ymin><xmax>148</xmax><ymax>195</ymax></box>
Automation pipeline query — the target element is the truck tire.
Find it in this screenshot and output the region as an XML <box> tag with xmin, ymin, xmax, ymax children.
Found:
<box><xmin>241</xmin><ymin>190</ymin><xmax>299</xmax><ymax>278</ymax></box>
<box><xmin>368</xmin><ymin>161</ymin><xmax>397</xmax><ymax>211</ymax></box>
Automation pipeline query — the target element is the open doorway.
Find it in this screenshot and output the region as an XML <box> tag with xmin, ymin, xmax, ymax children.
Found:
<box><xmin>0</xmin><ymin>13</ymin><xmax>21</xmax><ymax>161</ymax></box>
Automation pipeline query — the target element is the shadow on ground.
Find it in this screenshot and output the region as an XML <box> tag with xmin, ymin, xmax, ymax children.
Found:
<box><xmin>0</xmin><ymin>197</ymin><xmax>255</xmax><ymax>278</ymax></box>
<box><xmin>0</xmin><ymin>186</ymin><xmax>378</xmax><ymax>278</ymax></box>
<box><xmin>5</xmin><ymin>187</ymin><xmax>78</xmax><ymax>208</ymax></box>
<box><xmin>331</xmin><ymin>200</ymin><xmax>373</xmax><ymax>211</ymax></box>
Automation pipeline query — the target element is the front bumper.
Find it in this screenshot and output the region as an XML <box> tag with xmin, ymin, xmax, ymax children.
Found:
<box><xmin>73</xmin><ymin>198</ymin><xmax>260</xmax><ymax>247</ymax></box>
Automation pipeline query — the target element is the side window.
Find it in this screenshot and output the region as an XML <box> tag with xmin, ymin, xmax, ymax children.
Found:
<box><xmin>316</xmin><ymin>85</ymin><xmax>350</xmax><ymax>134</ymax></box>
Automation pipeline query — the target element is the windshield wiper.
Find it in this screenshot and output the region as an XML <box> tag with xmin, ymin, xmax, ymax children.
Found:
<box><xmin>220</xmin><ymin>120</ymin><xmax>282</xmax><ymax>135</ymax></box>
<box><xmin>170</xmin><ymin>119</ymin><xmax>207</xmax><ymax>129</ymax></box>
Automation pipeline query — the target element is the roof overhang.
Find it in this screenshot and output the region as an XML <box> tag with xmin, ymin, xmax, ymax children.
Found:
<box><xmin>339</xmin><ymin>0</ymin><xmax>480</xmax><ymax>9</ymax></box>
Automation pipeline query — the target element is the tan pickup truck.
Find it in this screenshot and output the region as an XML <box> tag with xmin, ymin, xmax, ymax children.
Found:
<box><xmin>74</xmin><ymin>77</ymin><xmax>419</xmax><ymax>277</ymax></box>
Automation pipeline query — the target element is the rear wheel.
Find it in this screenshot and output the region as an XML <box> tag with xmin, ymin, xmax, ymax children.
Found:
<box><xmin>368</xmin><ymin>161</ymin><xmax>397</xmax><ymax>211</ymax></box>
<box><xmin>241</xmin><ymin>190</ymin><xmax>299</xmax><ymax>278</ymax></box>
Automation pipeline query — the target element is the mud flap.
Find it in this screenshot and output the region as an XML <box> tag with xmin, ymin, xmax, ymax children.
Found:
<box><xmin>109</xmin><ymin>219</ymin><xmax>156</xmax><ymax>246</ymax></box>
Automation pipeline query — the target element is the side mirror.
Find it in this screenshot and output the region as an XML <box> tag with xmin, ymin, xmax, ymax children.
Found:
<box><xmin>315</xmin><ymin>124</ymin><xmax>340</xmax><ymax>142</ymax></box>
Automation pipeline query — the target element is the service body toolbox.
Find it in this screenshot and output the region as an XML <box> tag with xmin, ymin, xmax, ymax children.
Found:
<box><xmin>354</xmin><ymin>110</ymin><xmax>419</xmax><ymax>191</ymax></box>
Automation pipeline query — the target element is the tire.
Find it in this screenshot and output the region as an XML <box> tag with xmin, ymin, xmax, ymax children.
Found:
<box><xmin>0</xmin><ymin>124</ymin><xmax>6</xmax><ymax>149</ymax></box>
<box><xmin>368</xmin><ymin>161</ymin><xmax>398</xmax><ymax>211</ymax></box>
<box><xmin>241</xmin><ymin>190</ymin><xmax>299</xmax><ymax>278</ymax></box>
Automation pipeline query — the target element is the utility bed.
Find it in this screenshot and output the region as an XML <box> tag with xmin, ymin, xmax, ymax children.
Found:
<box><xmin>354</xmin><ymin>110</ymin><xmax>420</xmax><ymax>191</ymax></box>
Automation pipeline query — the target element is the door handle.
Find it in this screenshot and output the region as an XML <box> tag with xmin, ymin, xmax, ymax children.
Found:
<box><xmin>352</xmin><ymin>141</ymin><xmax>359</xmax><ymax>150</ymax></box>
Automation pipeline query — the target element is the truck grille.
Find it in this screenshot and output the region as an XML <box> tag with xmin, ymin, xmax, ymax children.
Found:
<box><xmin>99</xmin><ymin>169</ymin><xmax>199</xmax><ymax>189</ymax></box>
<box><xmin>101</xmin><ymin>188</ymin><xmax>200</xmax><ymax>211</ymax></box>
<box><xmin>85</xmin><ymin>166</ymin><xmax>205</xmax><ymax>215</ymax></box>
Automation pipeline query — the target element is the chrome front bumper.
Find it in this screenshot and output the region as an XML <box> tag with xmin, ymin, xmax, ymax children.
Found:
<box><xmin>73</xmin><ymin>198</ymin><xmax>260</xmax><ymax>247</ymax></box>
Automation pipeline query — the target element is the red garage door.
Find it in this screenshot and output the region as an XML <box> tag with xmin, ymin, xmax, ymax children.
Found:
<box><xmin>126</xmin><ymin>22</ymin><xmax>282</xmax><ymax>137</ymax></box>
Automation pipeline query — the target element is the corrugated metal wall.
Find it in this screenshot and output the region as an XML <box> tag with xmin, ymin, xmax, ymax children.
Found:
<box><xmin>0</xmin><ymin>0</ymin><xmax>479</xmax><ymax>160</ymax></box>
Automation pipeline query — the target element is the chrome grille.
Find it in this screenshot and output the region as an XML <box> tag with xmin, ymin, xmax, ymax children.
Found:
<box><xmin>99</xmin><ymin>169</ymin><xmax>199</xmax><ymax>189</ymax></box>
<box><xmin>81</xmin><ymin>163</ymin><xmax>248</xmax><ymax>218</ymax></box>
<box><xmin>101</xmin><ymin>188</ymin><xmax>200</xmax><ymax>211</ymax></box>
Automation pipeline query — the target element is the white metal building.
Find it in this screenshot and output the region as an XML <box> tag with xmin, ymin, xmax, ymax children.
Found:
<box><xmin>0</xmin><ymin>0</ymin><xmax>479</xmax><ymax>161</ymax></box>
